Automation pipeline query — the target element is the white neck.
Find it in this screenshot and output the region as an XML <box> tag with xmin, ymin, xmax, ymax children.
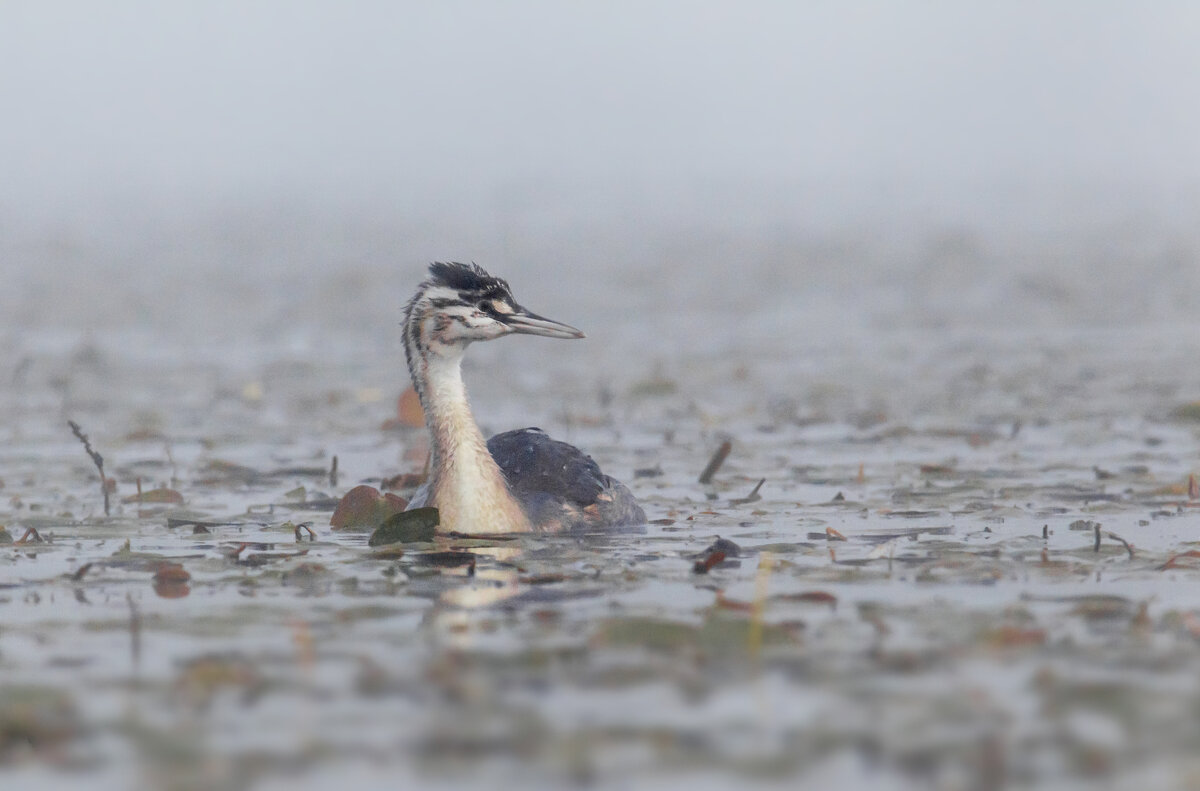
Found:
<box><xmin>414</xmin><ymin>349</ymin><xmax>532</xmax><ymax>534</ymax></box>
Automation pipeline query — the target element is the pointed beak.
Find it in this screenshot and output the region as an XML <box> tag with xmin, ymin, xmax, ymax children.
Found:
<box><xmin>504</xmin><ymin>308</ymin><xmax>585</xmax><ymax>339</ymax></box>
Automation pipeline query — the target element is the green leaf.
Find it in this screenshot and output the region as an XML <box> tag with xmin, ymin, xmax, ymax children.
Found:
<box><xmin>368</xmin><ymin>508</ymin><xmax>439</xmax><ymax>546</ymax></box>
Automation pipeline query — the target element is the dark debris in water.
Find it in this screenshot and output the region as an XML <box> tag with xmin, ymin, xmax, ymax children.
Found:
<box><xmin>692</xmin><ymin>536</ymin><xmax>740</xmax><ymax>574</ymax></box>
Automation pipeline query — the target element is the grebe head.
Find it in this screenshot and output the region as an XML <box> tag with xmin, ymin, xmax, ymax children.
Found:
<box><xmin>404</xmin><ymin>262</ymin><xmax>584</xmax><ymax>365</ymax></box>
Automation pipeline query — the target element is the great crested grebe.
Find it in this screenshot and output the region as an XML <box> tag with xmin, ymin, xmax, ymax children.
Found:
<box><xmin>402</xmin><ymin>262</ymin><xmax>645</xmax><ymax>534</ymax></box>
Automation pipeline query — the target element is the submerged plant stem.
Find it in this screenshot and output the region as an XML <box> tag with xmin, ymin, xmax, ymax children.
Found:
<box><xmin>68</xmin><ymin>419</ymin><xmax>109</xmax><ymax>516</ymax></box>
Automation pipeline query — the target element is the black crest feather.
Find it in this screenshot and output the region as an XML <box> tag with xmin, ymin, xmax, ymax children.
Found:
<box><xmin>427</xmin><ymin>262</ymin><xmax>509</xmax><ymax>294</ymax></box>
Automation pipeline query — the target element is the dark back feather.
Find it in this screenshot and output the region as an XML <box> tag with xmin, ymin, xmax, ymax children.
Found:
<box><xmin>487</xmin><ymin>427</ymin><xmax>607</xmax><ymax>507</ymax></box>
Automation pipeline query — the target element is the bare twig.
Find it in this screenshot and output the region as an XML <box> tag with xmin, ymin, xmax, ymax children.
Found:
<box><xmin>729</xmin><ymin>478</ymin><xmax>766</xmax><ymax>505</ymax></box>
<box><xmin>698</xmin><ymin>440</ymin><xmax>732</xmax><ymax>484</ymax></box>
<box><xmin>68</xmin><ymin>420</ymin><xmax>109</xmax><ymax>516</ymax></box>
<box><xmin>1105</xmin><ymin>530</ymin><xmax>1135</xmax><ymax>559</ymax></box>
<box><xmin>16</xmin><ymin>527</ymin><xmax>44</xmax><ymax>544</ymax></box>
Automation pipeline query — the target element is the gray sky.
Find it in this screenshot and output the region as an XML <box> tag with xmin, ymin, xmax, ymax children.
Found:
<box><xmin>3</xmin><ymin>2</ymin><xmax>1200</xmax><ymax>339</ymax></box>
<box><xmin>3</xmin><ymin>1</ymin><xmax>1199</xmax><ymax>229</ymax></box>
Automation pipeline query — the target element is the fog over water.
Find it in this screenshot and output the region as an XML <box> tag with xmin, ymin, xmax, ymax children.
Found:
<box><xmin>3</xmin><ymin>2</ymin><xmax>1200</xmax><ymax>341</ymax></box>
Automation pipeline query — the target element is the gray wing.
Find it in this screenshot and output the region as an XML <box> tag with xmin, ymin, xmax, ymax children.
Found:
<box><xmin>486</xmin><ymin>427</ymin><xmax>608</xmax><ymax>507</ymax></box>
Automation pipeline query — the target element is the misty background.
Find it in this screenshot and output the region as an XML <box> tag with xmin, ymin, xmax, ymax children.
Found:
<box><xmin>3</xmin><ymin>1</ymin><xmax>1199</xmax><ymax>355</ymax></box>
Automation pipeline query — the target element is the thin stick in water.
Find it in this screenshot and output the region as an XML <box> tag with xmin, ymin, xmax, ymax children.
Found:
<box><xmin>1105</xmin><ymin>530</ymin><xmax>1135</xmax><ymax>559</ymax></box>
<box><xmin>698</xmin><ymin>440</ymin><xmax>732</xmax><ymax>484</ymax></box>
<box><xmin>68</xmin><ymin>420</ymin><xmax>109</xmax><ymax>516</ymax></box>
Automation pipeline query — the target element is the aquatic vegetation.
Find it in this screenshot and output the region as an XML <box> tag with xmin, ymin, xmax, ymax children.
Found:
<box><xmin>3</xmin><ymin>325</ymin><xmax>1200</xmax><ymax>789</ymax></box>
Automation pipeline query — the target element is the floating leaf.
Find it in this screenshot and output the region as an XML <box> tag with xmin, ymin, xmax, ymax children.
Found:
<box><xmin>368</xmin><ymin>508</ymin><xmax>439</xmax><ymax>546</ymax></box>
<box><xmin>702</xmin><ymin>536</ymin><xmax>741</xmax><ymax>558</ymax></box>
<box><xmin>122</xmin><ymin>487</ymin><xmax>184</xmax><ymax>505</ymax></box>
<box><xmin>982</xmin><ymin>625</ymin><xmax>1046</xmax><ymax>648</ymax></box>
<box><xmin>692</xmin><ymin>550</ymin><xmax>725</xmax><ymax>574</ymax></box>
<box><xmin>152</xmin><ymin>562</ymin><xmax>191</xmax><ymax>599</ymax></box>
<box><xmin>919</xmin><ymin>463</ymin><xmax>956</xmax><ymax>476</ymax></box>
<box><xmin>197</xmin><ymin>460</ymin><xmax>262</xmax><ymax>485</ymax></box>
<box><xmin>330</xmin><ymin>485</ymin><xmax>408</xmax><ymax>530</ymax></box>
<box><xmin>152</xmin><ymin>563</ymin><xmax>190</xmax><ymax>584</ymax></box>
<box><xmin>693</xmin><ymin>536</ymin><xmax>742</xmax><ymax>574</ymax></box>
<box><xmin>175</xmin><ymin>655</ymin><xmax>261</xmax><ymax>708</ymax></box>
<box><xmin>520</xmin><ymin>573</ymin><xmax>567</xmax><ymax>585</ymax></box>
<box><xmin>1170</xmin><ymin>402</ymin><xmax>1200</xmax><ymax>422</ymax></box>
<box><xmin>282</xmin><ymin>563</ymin><xmax>327</xmax><ymax>585</ymax></box>
<box><xmin>594</xmin><ymin>613</ymin><xmax>796</xmax><ymax>655</ymax></box>
<box><xmin>411</xmin><ymin>550</ymin><xmax>474</xmax><ymax>568</ymax></box>
<box><xmin>0</xmin><ymin>685</ymin><xmax>80</xmax><ymax>756</ymax></box>
<box><xmin>629</xmin><ymin>375</ymin><xmax>678</xmax><ymax>397</ymax></box>
<box><xmin>398</xmin><ymin>387</ymin><xmax>424</xmax><ymax>427</ymax></box>
<box><xmin>774</xmin><ymin>590</ymin><xmax>838</xmax><ymax>610</ymax></box>
<box><xmin>382</xmin><ymin>387</ymin><xmax>425</xmax><ymax>430</ymax></box>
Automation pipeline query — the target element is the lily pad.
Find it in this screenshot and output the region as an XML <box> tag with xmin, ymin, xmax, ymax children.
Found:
<box><xmin>368</xmin><ymin>508</ymin><xmax>439</xmax><ymax>546</ymax></box>
<box><xmin>330</xmin><ymin>485</ymin><xmax>408</xmax><ymax>530</ymax></box>
<box><xmin>122</xmin><ymin>487</ymin><xmax>184</xmax><ymax>504</ymax></box>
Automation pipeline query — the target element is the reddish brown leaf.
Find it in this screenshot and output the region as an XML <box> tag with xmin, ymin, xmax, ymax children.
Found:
<box><xmin>777</xmin><ymin>591</ymin><xmax>838</xmax><ymax>609</ymax></box>
<box><xmin>382</xmin><ymin>387</ymin><xmax>425</xmax><ymax>430</ymax></box>
<box><xmin>153</xmin><ymin>563</ymin><xmax>190</xmax><ymax>584</ymax></box>
<box><xmin>329</xmin><ymin>485</ymin><xmax>408</xmax><ymax>530</ymax></box>
<box><xmin>398</xmin><ymin>387</ymin><xmax>424</xmax><ymax>426</ymax></box>
<box><xmin>714</xmin><ymin>591</ymin><xmax>753</xmax><ymax>612</ymax></box>
<box><xmin>985</xmin><ymin>626</ymin><xmax>1046</xmax><ymax>648</ymax></box>
<box><xmin>692</xmin><ymin>550</ymin><xmax>726</xmax><ymax>574</ymax></box>
<box><xmin>152</xmin><ymin>562</ymin><xmax>191</xmax><ymax>599</ymax></box>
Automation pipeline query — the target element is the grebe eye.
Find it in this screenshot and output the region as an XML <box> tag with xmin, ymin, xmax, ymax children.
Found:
<box><xmin>477</xmin><ymin>300</ymin><xmax>491</xmax><ymax>312</ymax></box>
